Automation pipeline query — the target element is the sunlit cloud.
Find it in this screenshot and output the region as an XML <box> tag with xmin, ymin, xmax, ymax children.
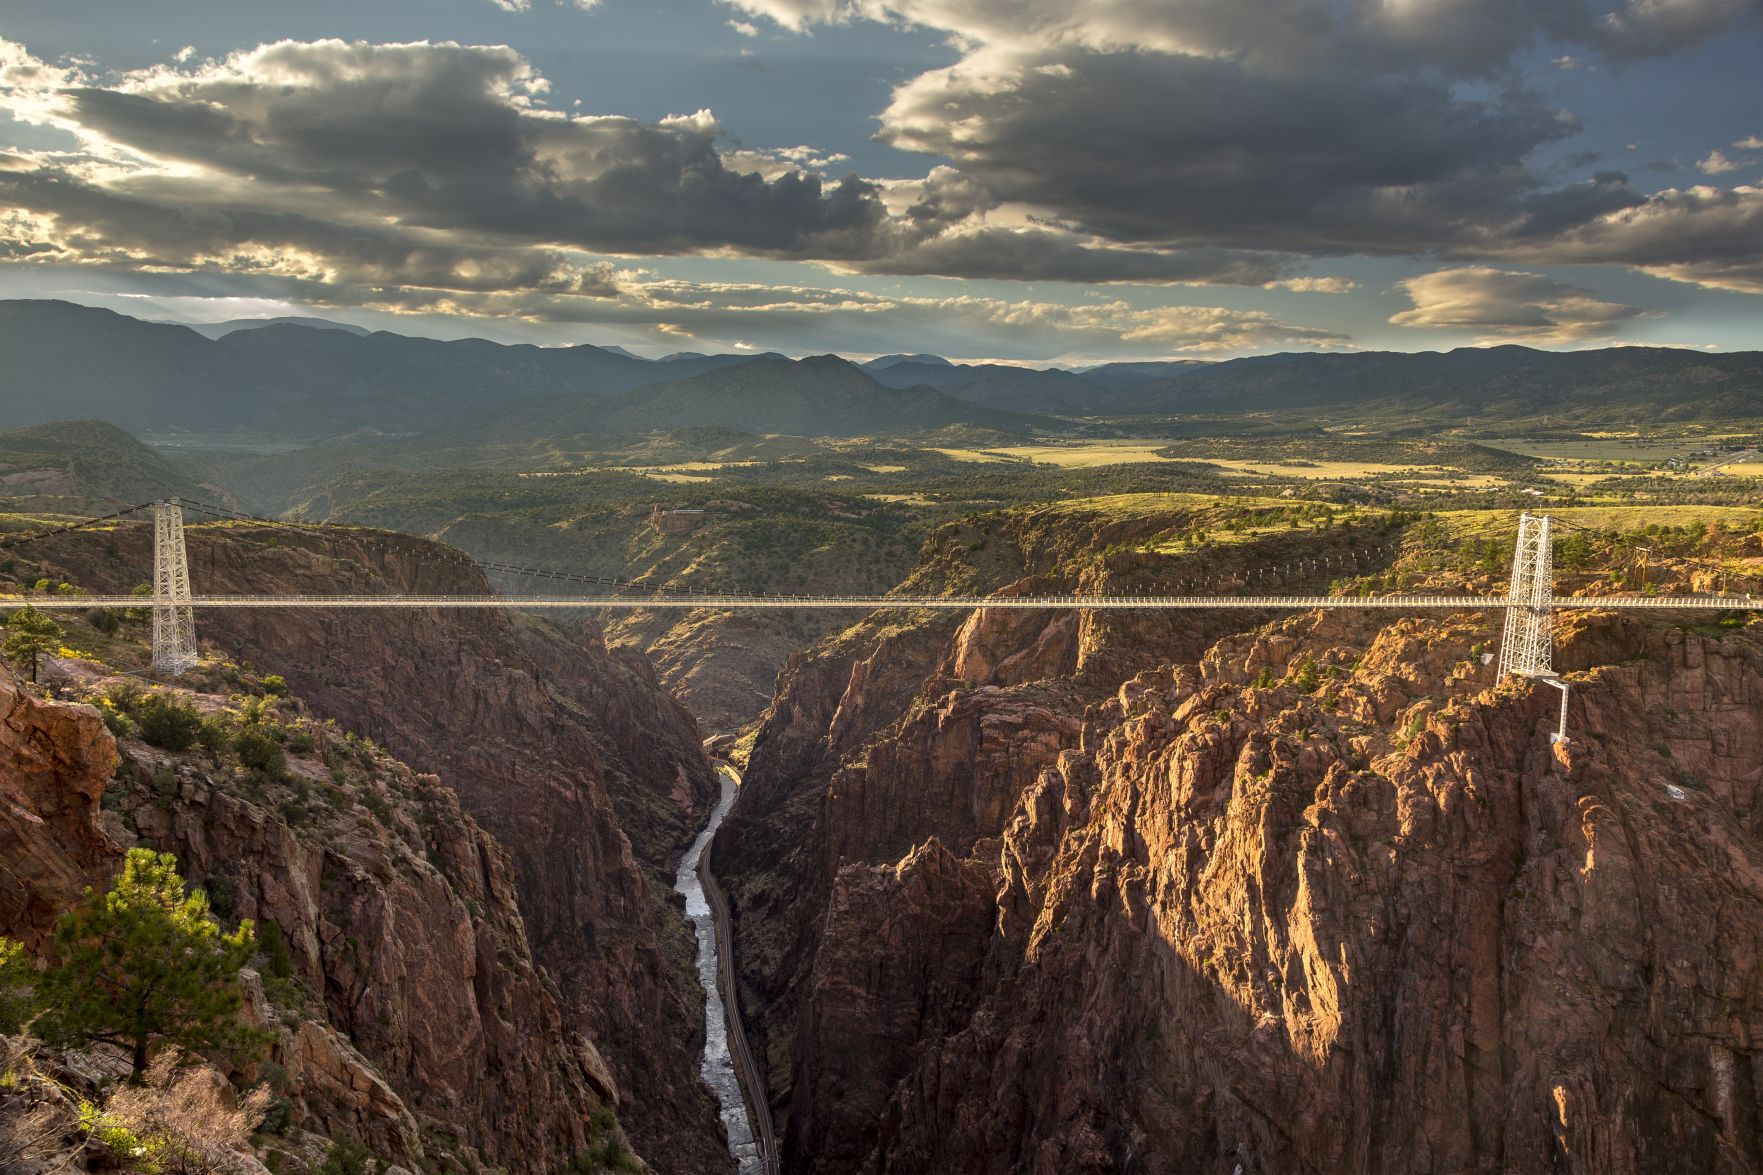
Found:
<box><xmin>1390</xmin><ymin>266</ymin><xmax>1648</xmax><ymax>343</ymax></box>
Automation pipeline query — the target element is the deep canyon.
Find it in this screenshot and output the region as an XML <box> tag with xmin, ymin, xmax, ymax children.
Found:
<box><xmin>5</xmin><ymin>495</ymin><xmax>1763</xmax><ymax>1173</ymax></box>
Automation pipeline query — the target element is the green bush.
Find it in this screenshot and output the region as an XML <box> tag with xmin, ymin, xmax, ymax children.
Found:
<box><xmin>135</xmin><ymin>694</ymin><xmax>204</xmax><ymax>752</ymax></box>
<box><xmin>286</xmin><ymin>729</ymin><xmax>316</xmax><ymax>755</ymax></box>
<box><xmin>197</xmin><ymin>716</ymin><xmax>231</xmax><ymax>755</ymax></box>
<box><xmin>316</xmin><ymin>1138</ymin><xmax>379</xmax><ymax>1175</ymax></box>
<box><xmin>359</xmin><ymin>789</ymin><xmax>393</xmax><ymax>825</ymax></box>
<box><xmin>0</xmin><ymin>937</ymin><xmax>37</xmax><ymax>1033</ymax></box>
<box><xmin>260</xmin><ymin>674</ymin><xmax>289</xmax><ymax>698</ymax></box>
<box><xmin>100</xmin><ymin>707</ymin><xmax>138</xmax><ymax>738</ymax></box>
<box><xmin>256</xmin><ymin>919</ymin><xmax>295</xmax><ymax>981</ymax></box>
<box><xmin>1290</xmin><ymin>656</ymin><xmax>1322</xmax><ymax>694</ymax></box>
<box><xmin>235</xmin><ymin>726</ymin><xmax>286</xmax><ymax>776</ymax></box>
<box><xmin>85</xmin><ymin>607</ymin><xmax>122</xmax><ymax>635</ymax></box>
<box><xmin>571</xmin><ymin>1104</ymin><xmax>643</xmax><ymax>1173</ymax></box>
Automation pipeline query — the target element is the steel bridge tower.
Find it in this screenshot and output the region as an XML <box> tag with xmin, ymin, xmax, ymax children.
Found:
<box><xmin>151</xmin><ymin>500</ymin><xmax>198</xmax><ymax>676</ymax></box>
<box><xmin>1497</xmin><ymin>512</ymin><xmax>1570</xmax><ymax>742</ymax></box>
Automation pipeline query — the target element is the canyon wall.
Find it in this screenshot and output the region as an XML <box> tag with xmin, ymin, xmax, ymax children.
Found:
<box><xmin>717</xmin><ymin>501</ymin><xmax>1763</xmax><ymax>1173</ymax></box>
<box><xmin>0</xmin><ymin>659</ymin><xmax>621</xmax><ymax>1170</ymax></box>
<box><xmin>24</xmin><ymin>521</ymin><xmax>732</xmax><ymax>1172</ymax></box>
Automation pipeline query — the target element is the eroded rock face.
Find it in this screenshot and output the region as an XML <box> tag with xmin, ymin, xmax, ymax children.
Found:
<box><xmin>0</xmin><ymin>668</ymin><xmax>117</xmax><ymax>947</ymax></box>
<box><xmin>25</xmin><ymin>524</ymin><xmax>730</xmax><ymax>1173</ymax></box>
<box><xmin>722</xmin><ymin>520</ymin><xmax>1763</xmax><ymax>1173</ymax></box>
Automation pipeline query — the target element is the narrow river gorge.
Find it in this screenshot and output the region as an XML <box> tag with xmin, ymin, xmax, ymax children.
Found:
<box><xmin>675</xmin><ymin>763</ymin><xmax>771</xmax><ymax>1174</ymax></box>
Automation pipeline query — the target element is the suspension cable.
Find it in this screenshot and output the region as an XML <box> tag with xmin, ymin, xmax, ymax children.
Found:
<box><xmin>0</xmin><ymin>501</ymin><xmax>157</xmax><ymax>552</ymax></box>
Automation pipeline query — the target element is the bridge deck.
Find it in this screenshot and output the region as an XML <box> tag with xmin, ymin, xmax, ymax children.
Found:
<box><xmin>4</xmin><ymin>593</ymin><xmax>1758</xmax><ymax>611</ymax></box>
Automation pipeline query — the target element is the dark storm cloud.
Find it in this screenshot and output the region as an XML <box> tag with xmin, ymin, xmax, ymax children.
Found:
<box><xmin>1491</xmin><ymin>182</ymin><xmax>1763</xmax><ymax>293</ymax></box>
<box><xmin>1503</xmin><ymin>172</ymin><xmax>1650</xmax><ymax>239</ymax></box>
<box><xmin>4</xmin><ymin>0</ymin><xmax>1761</xmax><ymax>329</ymax></box>
<box><xmin>729</xmin><ymin>0</ymin><xmax>1763</xmax><ymax>294</ymax></box>
<box><xmin>48</xmin><ymin>41</ymin><xmax>890</xmax><ymax>258</ymax></box>
<box><xmin>0</xmin><ymin>164</ymin><xmax>622</xmax><ymax>296</ymax></box>
<box><xmin>729</xmin><ymin>0</ymin><xmax>1760</xmax><ymax>71</ymax></box>
<box><xmin>880</xmin><ymin>48</ymin><xmax>1572</xmax><ymax>255</ymax></box>
<box><xmin>1594</xmin><ymin>0</ymin><xmax>1763</xmax><ymax>57</ymax></box>
<box><xmin>0</xmin><ymin>37</ymin><xmax>1281</xmax><ymax>293</ymax></box>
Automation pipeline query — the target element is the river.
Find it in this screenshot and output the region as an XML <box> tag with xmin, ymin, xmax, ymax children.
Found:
<box><xmin>674</xmin><ymin>763</ymin><xmax>763</xmax><ymax>1175</ymax></box>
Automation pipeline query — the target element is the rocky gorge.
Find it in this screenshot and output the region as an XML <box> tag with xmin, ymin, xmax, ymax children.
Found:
<box><xmin>6</xmin><ymin>490</ymin><xmax>1763</xmax><ymax>1173</ymax></box>
<box><xmin>714</xmin><ymin>498</ymin><xmax>1763</xmax><ymax>1173</ymax></box>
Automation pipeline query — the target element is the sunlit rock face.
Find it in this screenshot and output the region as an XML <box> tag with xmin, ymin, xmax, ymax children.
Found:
<box><xmin>718</xmin><ymin>505</ymin><xmax>1763</xmax><ymax>1173</ymax></box>
<box><xmin>0</xmin><ymin>661</ymin><xmax>117</xmax><ymax>948</ymax></box>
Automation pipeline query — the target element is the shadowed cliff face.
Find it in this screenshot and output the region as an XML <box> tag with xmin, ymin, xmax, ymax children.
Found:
<box><xmin>24</xmin><ymin>521</ymin><xmax>734</xmax><ymax>1174</ymax></box>
<box><xmin>718</xmin><ymin>506</ymin><xmax>1763</xmax><ymax>1173</ymax></box>
<box><xmin>0</xmin><ymin>661</ymin><xmax>618</xmax><ymax>1171</ymax></box>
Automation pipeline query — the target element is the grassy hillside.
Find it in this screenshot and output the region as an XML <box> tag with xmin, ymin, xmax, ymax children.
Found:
<box><xmin>0</xmin><ymin>419</ymin><xmax>211</xmax><ymax>508</ymax></box>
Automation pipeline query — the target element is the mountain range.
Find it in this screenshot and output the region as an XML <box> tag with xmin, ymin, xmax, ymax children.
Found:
<box><xmin>1122</xmin><ymin>345</ymin><xmax>1763</xmax><ymax>423</ymax></box>
<box><xmin>179</xmin><ymin>315</ymin><xmax>372</xmax><ymax>340</ymax></box>
<box><xmin>4</xmin><ymin>299</ymin><xmax>1762</xmax><ymax>443</ymax></box>
<box><xmin>459</xmin><ymin>354</ymin><xmax>1057</xmax><ymax>439</ymax></box>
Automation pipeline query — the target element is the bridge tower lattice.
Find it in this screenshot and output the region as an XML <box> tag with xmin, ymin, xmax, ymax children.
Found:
<box><xmin>1496</xmin><ymin>512</ymin><xmax>1570</xmax><ymax>742</ymax></box>
<box><xmin>151</xmin><ymin>500</ymin><xmax>198</xmax><ymax>676</ymax></box>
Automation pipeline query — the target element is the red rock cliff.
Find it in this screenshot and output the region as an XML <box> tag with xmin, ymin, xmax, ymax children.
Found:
<box><xmin>0</xmin><ymin>659</ymin><xmax>619</xmax><ymax>1171</ymax></box>
<box><xmin>719</xmin><ymin>503</ymin><xmax>1763</xmax><ymax>1173</ymax></box>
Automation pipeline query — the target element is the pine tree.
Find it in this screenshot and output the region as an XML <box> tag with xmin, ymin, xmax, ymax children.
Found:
<box><xmin>3</xmin><ymin>605</ymin><xmax>63</xmax><ymax>683</ymax></box>
<box><xmin>39</xmin><ymin>849</ymin><xmax>261</xmax><ymax>1080</ymax></box>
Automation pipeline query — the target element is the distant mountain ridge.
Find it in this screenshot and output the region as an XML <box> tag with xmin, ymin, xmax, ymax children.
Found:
<box><xmin>862</xmin><ymin>353</ymin><xmax>954</xmax><ymax>371</ymax></box>
<box><xmin>4</xmin><ymin>300</ymin><xmax>1761</xmax><ymax>441</ymax></box>
<box><xmin>453</xmin><ymin>355</ymin><xmax>1061</xmax><ymax>439</ymax></box>
<box><xmin>181</xmin><ymin>315</ymin><xmax>371</xmax><ymax>340</ymax></box>
<box><xmin>0</xmin><ymin>301</ymin><xmax>760</xmax><ymax>439</ymax></box>
<box><xmin>1124</xmin><ymin>345</ymin><xmax>1763</xmax><ymax>422</ymax></box>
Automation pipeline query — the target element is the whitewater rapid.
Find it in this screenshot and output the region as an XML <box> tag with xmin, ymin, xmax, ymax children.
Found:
<box><xmin>674</xmin><ymin>764</ymin><xmax>761</xmax><ymax>1174</ymax></box>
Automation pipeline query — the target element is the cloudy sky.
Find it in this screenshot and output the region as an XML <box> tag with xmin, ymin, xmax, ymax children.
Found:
<box><xmin>2</xmin><ymin>0</ymin><xmax>1759</xmax><ymax>361</ymax></box>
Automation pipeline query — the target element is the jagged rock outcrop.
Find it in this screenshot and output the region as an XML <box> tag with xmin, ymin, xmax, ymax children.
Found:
<box><xmin>21</xmin><ymin>522</ymin><xmax>731</xmax><ymax>1173</ymax></box>
<box><xmin>867</xmin><ymin>612</ymin><xmax>1763</xmax><ymax>1173</ymax></box>
<box><xmin>719</xmin><ymin>502</ymin><xmax>1763</xmax><ymax>1173</ymax></box>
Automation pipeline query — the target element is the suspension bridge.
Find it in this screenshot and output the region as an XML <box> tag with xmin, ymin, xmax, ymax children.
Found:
<box><xmin>3</xmin><ymin>500</ymin><xmax>1759</xmax><ymax>741</ymax></box>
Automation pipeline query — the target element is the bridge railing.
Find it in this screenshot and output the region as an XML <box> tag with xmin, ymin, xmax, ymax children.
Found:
<box><xmin>3</xmin><ymin>591</ymin><xmax>1758</xmax><ymax>611</ymax></box>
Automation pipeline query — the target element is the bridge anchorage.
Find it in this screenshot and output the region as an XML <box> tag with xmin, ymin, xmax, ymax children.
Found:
<box><xmin>9</xmin><ymin>501</ymin><xmax>1753</xmax><ymax>741</ymax></box>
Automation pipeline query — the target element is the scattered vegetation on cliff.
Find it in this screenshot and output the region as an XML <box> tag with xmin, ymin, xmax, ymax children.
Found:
<box><xmin>0</xmin><ymin>848</ymin><xmax>271</xmax><ymax>1172</ymax></box>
